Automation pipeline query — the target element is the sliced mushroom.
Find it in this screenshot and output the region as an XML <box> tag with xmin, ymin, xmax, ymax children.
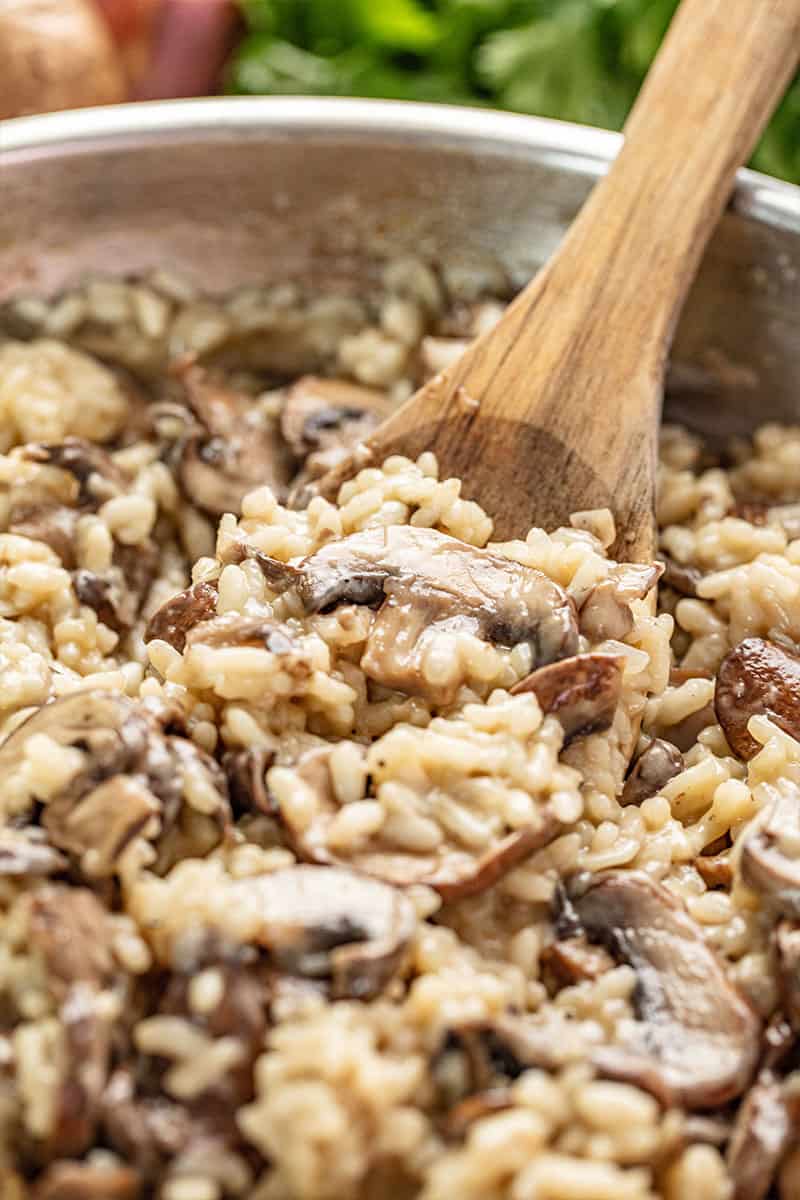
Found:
<box><xmin>0</xmin><ymin>827</ymin><xmax>66</xmax><ymax>877</ymax></box>
<box><xmin>29</xmin><ymin>886</ymin><xmax>116</xmax><ymax>992</ymax></box>
<box><xmin>661</xmin><ymin>703</ymin><xmax>717</xmax><ymax>754</ymax></box>
<box><xmin>540</xmin><ymin>934</ymin><xmax>615</xmax><ymax>990</ymax></box>
<box><xmin>112</xmin><ymin>540</ymin><xmax>160</xmax><ymax>624</ymax></box>
<box><xmin>32</xmin><ymin>1161</ymin><xmax>141</xmax><ymax>1200</ymax></box>
<box><xmin>71</xmin><ymin>569</ymin><xmax>137</xmax><ymax>634</ymax></box>
<box><xmin>177</xmin><ymin>364</ymin><xmax>293</xmax><ymax>516</ymax></box>
<box><xmin>511</xmin><ymin>652</ymin><xmax>624</xmax><ymax>743</ymax></box>
<box><xmin>159</xmin><ymin>958</ymin><xmax>267</xmax><ymax>1106</ymax></box>
<box><xmin>221</xmin><ymin>538</ymin><xmax>303</xmax><ymax>595</ymax></box>
<box><xmin>102</xmin><ymin>1069</ymin><xmax>196</xmax><ymax>1181</ymax></box>
<box><xmin>276</xmin><ymin>742</ymin><xmax>562</xmax><ymax>901</ymax></box>
<box><xmin>570</xmin><ymin>872</ymin><xmax>760</xmax><ymax>1108</ymax></box>
<box><xmin>224</xmin><ymin>747</ymin><xmax>274</xmax><ymax>815</ymax></box>
<box><xmin>144</xmin><ymin>580</ymin><xmax>219</xmax><ymax>651</ymax></box>
<box><xmin>715</xmin><ymin>638</ymin><xmax>800</xmax><ymax>760</ymax></box>
<box><xmin>732</xmin><ymin>500</ymin><xmax>800</xmax><ymax>541</ymax></box>
<box><xmin>249</xmin><ymin>526</ymin><xmax>578</xmax><ymax>704</ymax></box>
<box><xmin>184</xmin><ymin>614</ymin><xmax>300</xmax><ymax>656</ymax></box>
<box><xmin>10</xmin><ymin>440</ymin><xmax>156</xmax><ymax>624</ymax></box>
<box><xmin>22</xmin><ymin>440</ymin><xmax>126</xmax><ymax>506</ymax></box>
<box><xmin>661</xmin><ymin>554</ymin><xmax>705</xmax><ymax>598</ymax></box>
<box><xmin>726</xmin><ymin>1073</ymin><xmax>793</xmax><ymax>1200</ymax></box>
<box><xmin>9</xmin><ymin>439</ymin><xmax>123</xmax><ymax>567</ymax></box>
<box><xmin>578</xmin><ymin>562</ymin><xmax>663</xmax><ymax>642</ymax></box>
<box><xmin>441</xmin><ymin>1089</ymin><xmax>514</xmax><ymax>1139</ymax></box>
<box><xmin>0</xmin><ymin>692</ymin><xmax>229</xmax><ymax>876</ymax></box>
<box><xmin>8</xmin><ymin>504</ymin><xmax>81</xmax><ymax>567</ymax></box>
<box><xmin>621</xmin><ymin>738</ymin><xmax>683</xmax><ymax>806</ymax></box>
<box><xmin>776</xmin><ymin>922</ymin><xmax>800</xmax><ymax>1031</ymax></box>
<box><xmin>248</xmin><ymin>865</ymin><xmax>415</xmax><ymax>1000</ymax></box>
<box><xmin>29</xmin><ymin>888</ymin><xmax>116</xmax><ymax>1159</ymax></box>
<box><xmin>432</xmin><ymin>1011</ymin><xmax>571</xmax><ymax>1116</ymax></box>
<box><xmin>47</xmin><ymin>775</ymin><xmax>161</xmax><ymax>877</ymax></box>
<box><xmin>280</xmin><ymin>375</ymin><xmax>391</xmax><ymax>483</ymax></box>
<box><xmin>740</xmin><ymin>785</ymin><xmax>800</xmax><ymax>918</ymax></box>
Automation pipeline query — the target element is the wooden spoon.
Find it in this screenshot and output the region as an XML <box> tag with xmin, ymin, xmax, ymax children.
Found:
<box><xmin>307</xmin><ymin>0</ymin><xmax>800</xmax><ymax>561</ymax></box>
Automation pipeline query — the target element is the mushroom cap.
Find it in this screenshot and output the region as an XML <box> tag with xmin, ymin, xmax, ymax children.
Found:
<box><xmin>570</xmin><ymin>872</ymin><xmax>760</xmax><ymax>1108</ymax></box>
<box><xmin>247</xmin><ymin>864</ymin><xmax>416</xmax><ymax>999</ymax></box>
<box><xmin>740</xmin><ymin>784</ymin><xmax>800</xmax><ymax>918</ymax></box>
<box><xmin>511</xmin><ymin>652</ymin><xmax>624</xmax><ymax>743</ymax></box>
<box><xmin>715</xmin><ymin>638</ymin><xmax>800</xmax><ymax>760</ymax></box>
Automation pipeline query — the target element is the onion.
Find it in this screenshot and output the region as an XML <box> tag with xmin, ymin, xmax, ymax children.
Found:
<box><xmin>0</xmin><ymin>0</ymin><xmax>126</xmax><ymax>119</ymax></box>
<box><xmin>134</xmin><ymin>0</ymin><xmax>240</xmax><ymax>100</ymax></box>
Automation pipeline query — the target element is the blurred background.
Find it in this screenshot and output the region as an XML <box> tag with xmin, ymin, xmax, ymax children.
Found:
<box><xmin>2</xmin><ymin>0</ymin><xmax>798</xmax><ymax>184</ymax></box>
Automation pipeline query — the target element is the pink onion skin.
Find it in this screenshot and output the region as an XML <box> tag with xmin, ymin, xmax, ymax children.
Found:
<box><xmin>132</xmin><ymin>0</ymin><xmax>241</xmax><ymax>100</ymax></box>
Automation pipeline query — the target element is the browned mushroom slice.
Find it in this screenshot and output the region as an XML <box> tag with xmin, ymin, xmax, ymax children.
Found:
<box><xmin>249</xmin><ymin>865</ymin><xmax>415</xmax><ymax>999</ymax></box>
<box><xmin>732</xmin><ymin>500</ymin><xmax>800</xmax><ymax>541</ymax></box>
<box><xmin>224</xmin><ymin>747</ymin><xmax>274</xmax><ymax>815</ymax></box>
<box><xmin>0</xmin><ymin>691</ymin><xmax>142</xmax><ymax>809</ymax></box>
<box><xmin>726</xmin><ymin>1073</ymin><xmax>793</xmax><ymax>1200</ymax></box>
<box><xmin>540</xmin><ymin>934</ymin><xmax>615</xmax><ymax>990</ymax></box>
<box><xmin>276</xmin><ymin>743</ymin><xmax>562</xmax><ymax>900</ymax></box>
<box><xmin>362</xmin><ymin>820</ymin><xmax>561</xmax><ymax>903</ymax></box>
<box><xmin>0</xmin><ymin>827</ymin><xmax>66</xmax><ymax>877</ymax></box>
<box><xmin>433</xmin><ymin>1012</ymin><xmax>569</xmax><ymax>1113</ymax></box>
<box><xmin>510</xmin><ymin>653</ymin><xmax>624</xmax><ymax>742</ymax></box>
<box><xmin>29</xmin><ymin>888</ymin><xmax>117</xmax><ymax>1159</ymax></box>
<box><xmin>177</xmin><ymin>364</ymin><xmax>293</xmax><ymax>515</ymax></box>
<box><xmin>740</xmin><ymin>786</ymin><xmax>800</xmax><ymax>918</ymax></box>
<box><xmin>621</xmin><ymin>738</ymin><xmax>684</xmax><ymax>806</ymax></box>
<box><xmin>113</xmin><ymin>540</ymin><xmax>160</xmax><ymax>620</ymax></box>
<box><xmin>220</xmin><ymin>538</ymin><xmax>303</xmax><ymax>596</ymax></box>
<box><xmin>22</xmin><ymin>439</ymin><xmax>127</xmax><ymax>506</ymax></box>
<box><xmin>72</xmin><ymin>569</ymin><xmax>138</xmax><ymax>634</ymax></box>
<box><xmin>776</xmin><ymin>922</ymin><xmax>800</xmax><ymax>1031</ymax></box>
<box><xmin>29</xmin><ymin>886</ymin><xmax>116</xmax><ymax>992</ymax></box>
<box><xmin>660</xmin><ymin>554</ymin><xmax>705</xmax><ymax>598</ymax></box>
<box><xmin>144</xmin><ymin>580</ymin><xmax>219</xmax><ymax>651</ymax></box>
<box><xmin>10</xmin><ymin>440</ymin><xmax>156</xmax><ymax>623</ymax></box>
<box><xmin>32</xmin><ymin>1161</ymin><xmax>141</xmax><ymax>1200</ymax></box>
<box><xmin>715</xmin><ymin>638</ymin><xmax>800</xmax><ymax>760</ymax></box>
<box><xmin>280</xmin><ymin>375</ymin><xmax>391</xmax><ymax>482</ymax></box>
<box><xmin>159</xmin><ymin>958</ymin><xmax>268</xmax><ymax>1107</ymax></box>
<box><xmin>8</xmin><ymin>504</ymin><xmax>81</xmax><ymax>567</ymax></box>
<box><xmin>441</xmin><ymin>1090</ymin><xmax>514</xmax><ymax>1139</ymax></box>
<box><xmin>570</xmin><ymin>872</ymin><xmax>760</xmax><ymax>1108</ymax></box>
<box><xmin>578</xmin><ymin>562</ymin><xmax>663</xmax><ymax>642</ymax></box>
<box><xmin>0</xmin><ymin>692</ymin><xmax>229</xmax><ymax>875</ymax></box>
<box><xmin>184</xmin><ymin>614</ymin><xmax>300</xmax><ymax>656</ymax></box>
<box><xmin>253</xmin><ymin>526</ymin><xmax>578</xmax><ymax>703</ymax></box>
<box><xmin>101</xmin><ymin>1069</ymin><xmax>196</xmax><ymax>1181</ymax></box>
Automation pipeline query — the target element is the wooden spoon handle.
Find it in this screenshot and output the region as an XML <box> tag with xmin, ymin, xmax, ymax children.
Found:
<box><xmin>564</xmin><ymin>0</ymin><xmax>800</xmax><ymax>365</ymax></box>
<box><xmin>307</xmin><ymin>0</ymin><xmax>800</xmax><ymax>561</ymax></box>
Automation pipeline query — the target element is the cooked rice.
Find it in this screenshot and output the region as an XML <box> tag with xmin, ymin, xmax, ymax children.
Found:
<box><xmin>0</xmin><ymin>262</ymin><xmax>797</xmax><ymax>1199</ymax></box>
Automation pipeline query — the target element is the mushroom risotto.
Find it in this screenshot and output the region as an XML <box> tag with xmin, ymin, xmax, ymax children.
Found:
<box><xmin>0</xmin><ymin>263</ymin><xmax>798</xmax><ymax>1200</ymax></box>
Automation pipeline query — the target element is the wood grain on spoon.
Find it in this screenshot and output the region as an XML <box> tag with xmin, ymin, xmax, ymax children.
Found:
<box><xmin>306</xmin><ymin>0</ymin><xmax>800</xmax><ymax>560</ymax></box>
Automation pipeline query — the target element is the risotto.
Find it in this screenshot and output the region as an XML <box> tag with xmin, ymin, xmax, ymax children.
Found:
<box><xmin>0</xmin><ymin>261</ymin><xmax>797</xmax><ymax>1200</ymax></box>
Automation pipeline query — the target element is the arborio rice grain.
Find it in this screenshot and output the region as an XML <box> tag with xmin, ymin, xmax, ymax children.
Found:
<box><xmin>0</xmin><ymin>263</ymin><xmax>798</xmax><ymax>1200</ymax></box>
